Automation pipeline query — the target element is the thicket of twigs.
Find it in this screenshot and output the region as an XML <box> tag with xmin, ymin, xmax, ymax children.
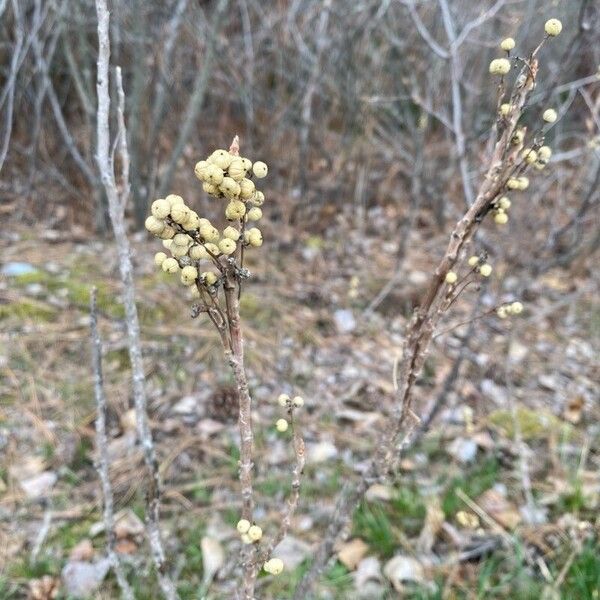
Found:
<box><xmin>1</xmin><ymin>1</ymin><xmax>599</xmax><ymax>599</ymax></box>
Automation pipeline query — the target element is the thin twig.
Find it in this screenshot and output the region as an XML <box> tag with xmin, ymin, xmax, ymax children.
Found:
<box><xmin>90</xmin><ymin>287</ymin><xmax>135</xmax><ymax>600</ymax></box>
<box><xmin>94</xmin><ymin>2</ymin><xmax>178</xmax><ymax>598</ymax></box>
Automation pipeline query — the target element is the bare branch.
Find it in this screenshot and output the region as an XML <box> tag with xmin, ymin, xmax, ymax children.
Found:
<box><xmin>90</xmin><ymin>287</ymin><xmax>135</xmax><ymax>600</ymax></box>
<box><xmin>94</xmin><ymin>2</ymin><xmax>178</xmax><ymax>598</ymax></box>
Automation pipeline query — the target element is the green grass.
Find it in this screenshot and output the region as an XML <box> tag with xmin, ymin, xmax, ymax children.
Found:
<box><xmin>441</xmin><ymin>456</ymin><xmax>500</xmax><ymax>517</ymax></box>
<box><xmin>564</xmin><ymin>541</ymin><xmax>600</xmax><ymax>599</ymax></box>
<box><xmin>353</xmin><ymin>483</ymin><xmax>426</xmax><ymax>559</ymax></box>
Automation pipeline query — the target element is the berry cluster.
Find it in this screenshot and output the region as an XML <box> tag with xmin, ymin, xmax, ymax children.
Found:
<box><xmin>275</xmin><ymin>393</ymin><xmax>304</xmax><ymax>432</ymax></box>
<box><xmin>144</xmin><ymin>148</ymin><xmax>269</xmax><ymax>298</ymax></box>
<box><xmin>486</xmin><ymin>20</ymin><xmax>563</xmax><ymax>228</ymax></box>
<box><xmin>496</xmin><ymin>301</ymin><xmax>524</xmax><ymax>319</ymax></box>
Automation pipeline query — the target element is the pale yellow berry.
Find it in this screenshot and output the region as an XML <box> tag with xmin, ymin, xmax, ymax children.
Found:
<box><xmin>252</xmin><ymin>161</ymin><xmax>268</xmax><ymax>179</ymax></box>
<box><xmin>173</xmin><ymin>233</ymin><xmax>191</xmax><ymax>246</ymax></box>
<box><xmin>293</xmin><ymin>396</ymin><xmax>304</xmax><ymax>408</ymax></box>
<box><xmin>166</xmin><ymin>194</ymin><xmax>184</xmax><ymax>206</ymax></box>
<box><xmin>507</xmin><ymin>178</ymin><xmax>520</xmax><ymax>190</ymax></box>
<box><xmin>241</xmin><ymin>534</ymin><xmax>252</xmax><ymax>545</ymax></box>
<box><xmin>246</xmin><ymin>227</ymin><xmax>263</xmax><ymax>247</ymax></box>
<box><xmin>157</xmin><ymin>225</ymin><xmax>176</xmax><ymax>240</ymax></box>
<box><xmin>497</xmin><ymin>306</ymin><xmax>508</xmax><ymax>319</ymax></box>
<box><xmin>277</xmin><ymin>394</ymin><xmax>290</xmax><ymax>407</ymax></box>
<box><xmin>171</xmin><ymin>244</ymin><xmax>189</xmax><ymax>258</ymax></box>
<box><xmin>162</xmin><ymin>239</ymin><xmax>173</xmax><ymax>250</ymax></box>
<box><xmin>252</xmin><ymin>191</ymin><xmax>265</xmax><ymax>206</ymax></box>
<box><xmin>237</xmin><ymin>519</ymin><xmax>251</xmax><ymax>534</ymax></box>
<box><xmin>517</xmin><ymin>176</ymin><xmax>529</xmax><ymax>190</ymax></box>
<box><xmin>198</xmin><ymin>218</ymin><xmax>211</xmax><ymax>228</ymax></box>
<box><xmin>200</xmin><ymin>223</ymin><xmax>220</xmax><ymax>243</ymax></box>
<box><xmin>499</xmin><ymin>103</ymin><xmax>511</xmax><ymax>116</ymax></box>
<box><xmin>276</xmin><ymin>418</ymin><xmax>288</xmax><ymax>432</ymax></box>
<box><xmin>498</xmin><ymin>196</ymin><xmax>511</xmax><ymax>210</ymax></box>
<box><xmin>522</xmin><ymin>148</ymin><xmax>538</xmax><ymax>164</ymax></box>
<box><xmin>264</xmin><ymin>558</ymin><xmax>284</xmax><ymax>575</ymax></box>
<box><xmin>154</xmin><ymin>252</ymin><xmax>167</xmax><ymax>267</ymax></box>
<box><xmin>181</xmin><ymin>266</ymin><xmax>198</xmax><ymax>286</ymax></box>
<box><xmin>202</xmin><ymin>272</ymin><xmax>218</xmax><ymax>286</ymax></box>
<box><xmin>209</xmin><ymin>149</ymin><xmax>233</xmax><ymax>170</ymax></box>
<box><xmin>489</xmin><ymin>58</ymin><xmax>511</xmax><ymax>75</ymax></box>
<box><xmin>151</xmin><ymin>199</ymin><xmax>171</xmax><ymax>219</ymax></box>
<box><xmin>202</xmin><ymin>182</ymin><xmax>221</xmax><ymax>196</ymax></box>
<box><xmin>204</xmin><ymin>243</ymin><xmax>220</xmax><ymax>256</ymax></box>
<box><xmin>511</xmin><ymin>129</ymin><xmax>525</xmax><ymax>146</ymax></box>
<box><xmin>510</xmin><ymin>301</ymin><xmax>523</xmax><ymax>314</ymax></box>
<box><xmin>239</xmin><ymin>178</ymin><xmax>256</xmax><ymax>200</ymax></box>
<box><xmin>445</xmin><ymin>271</ymin><xmax>458</xmax><ymax>284</ymax></box>
<box><xmin>219</xmin><ymin>176</ymin><xmax>241</xmax><ymax>199</ymax></box>
<box><xmin>468</xmin><ymin>256</ymin><xmax>479</xmax><ymax>267</ymax></box>
<box><xmin>219</xmin><ymin>238</ymin><xmax>237</xmax><ymax>255</ymax></box>
<box><xmin>543</xmin><ymin>108</ymin><xmax>557</xmax><ymax>123</ymax></box>
<box><xmin>194</xmin><ymin>160</ymin><xmax>210</xmax><ymax>181</ymax></box>
<box><xmin>246</xmin><ymin>207</ymin><xmax>262</xmax><ymax>221</ymax></box>
<box><xmin>240</xmin><ymin>157</ymin><xmax>252</xmax><ymax>172</ymax></box>
<box><xmin>205</xmin><ymin>164</ymin><xmax>224</xmax><ymax>185</ymax></box>
<box><xmin>183</xmin><ymin>211</ymin><xmax>201</xmax><ymax>231</ymax></box>
<box><xmin>538</xmin><ymin>146</ymin><xmax>552</xmax><ymax>161</ymax></box>
<box><xmin>223</xmin><ymin>226</ymin><xmax>240</xmax><ymax>241</ymax></box>
<box><xmin>170</xmin><ymin>204</ymin><xmax>190</xmax><ymax>224</ymax></box>
<box><xmin>494</xmin><ymin>212</ymin><xmax>509</xmax><ymax>225</ymax></box>
<box><xmin>225</xmin><ymin>200</ymin><xmax>247</xmax><ymax>220</ymax></box>
<box><xmin>247</xmin><ymin>525</ymin><xmax>262</xmax><ymax>542</ymax></box>
<box><xmin>189</xmin><ymin>244</ymin><xmax>208</xmax><ymax>260</ymax></box>
<box><xmin>544</xmin><ymin>18</ymin><xmax>562</xmax><ymax>37</ymax></box>
<box><xmin>500</xmin><ymin>38</ymin><xmax>515</xmax><ymax>51</ymax></box>
<box><xmin>162</xmin><ymin>258</ymin><xmax>180</xmax><ymax>274</ymax></box>
<box><xmin>227</xmin><ymin>157</ymin><xmax>247</xmax><ymax>182</ymax></box>
<box><xmin>145</xmin><ymin>216</ymin><xmax>165</xmax><ymax>235</ymax></box>
<box><xmin>479</xmin><ymin>263</ymin><xmax>493</xmax><ymax>277</ymax></box>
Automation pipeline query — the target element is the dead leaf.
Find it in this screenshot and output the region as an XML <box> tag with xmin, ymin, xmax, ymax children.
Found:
<box><xmin>338</xmin><ymin>538</ymin><xmax>369</xmax><ymax>570</ymax></box>
<box><xmin>28</xmin><ymin>575</ymin><xmax>59</xmax><ymax>600</ymax></box>
<box><xmin>563</xmin><ymin>396</ymin><xmax>584</xmax><ymax>424</ymax></box>
<box><xmin>383</xmin><ymin>555</ymin><xmax>425</xmax><ymax>591</ymax></box>
<box><xmin>120</xmin><ymin>409</ymin><xmax>137</xmax><ymax>431</ymax></box>
<box><xmin>201</xmin><ymin>536</ymin><xmax>224</xmax><ymax>586</ymax></box>
<box><xmin>477</xmin><ymin>489</ymin><xmax>521</xmax><ymax>530</ymax></box>
<box><xmin>69</xmin><ymin>539</ymin><xmax>94</xmax><ymax>561</ymax></box>
<box><xmin>115</xmin><ymin>539</ymin><xmax>138</xmax><ymax>554</ymax></box>
<box><xmin>417</xmin><ymin>497</ymin><xmax>444</xmax><ymax>553</ymax></box>
<box><xmin>456</xmin><ymin>511</ymin><xmax>479</xmax><ymax>529</ymax></box>
<box><xmin>114</xmin><ymin>509</ymin><xmax>145</xmax><ymax>539</ymax></box>
<box><xmin>365</xmin><ymin>484</ymin><xmax>393</xmax><ymax>502</ymax></box>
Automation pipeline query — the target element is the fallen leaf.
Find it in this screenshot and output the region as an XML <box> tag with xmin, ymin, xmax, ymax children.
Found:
<box><xmin>383</xmin><ymin>555</ymin><xmax>424</xmax><ymax>591</ymax></box>
<box><xmin>417</xmin><ymin>497</ymin><xmax>444</xmax><ymax>553</ymax></box>
<box><xmin>338</xmin><ymin>538</ymin><xmax>369</xmax><ymax>570</ymax></box>
<box><xmin>365</xmin><ymin>484</ymin><xmax>393</xmax><ymax>502</ymax></box>
<box><xmin>477</xmin><ymin>489</ymin><xmax>521</xmax><ymax>530</ymax></box>
<box><xmin>28</xmin><ymin>575</ymin><xmax>59</xmax><ymax>600</ymax></box>
<box><xmin>201</xmin><ymin>536</ymin><xmax>224</xmax><ymax>586</ymax></box>
<box><xmin>69</xmin><ymin>539</ymin><xmax>94</xmax><ymax>561</ymax></box>
<box><xmin>114</xmin><ymin>509</ymin><xmax>145</xmax><ymax>539</ymax></box>
<box><xmin>563</xmin><ymin>396</ymin><xmax>584</xmax><ymax>424</ymax></box>
<box><xmin>115</xmin><ymin>539</ymin><xmax>138</xmax><ymax>554</ymax></box>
